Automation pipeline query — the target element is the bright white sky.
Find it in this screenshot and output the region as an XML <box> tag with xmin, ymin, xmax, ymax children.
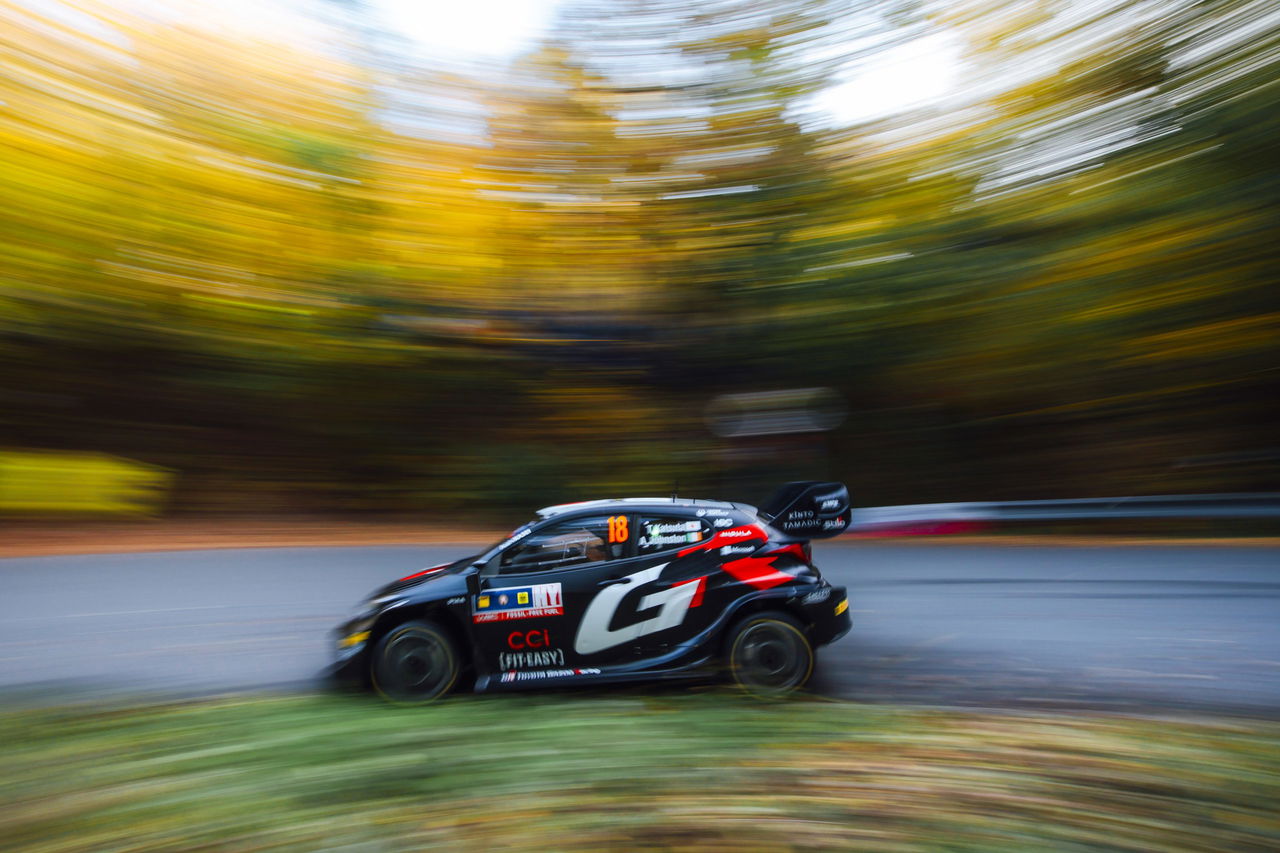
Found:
<box><xmin>39</xmin><ymin>0</ymin><xmax>961</xmax><ymax>124</ymax></box>
<box><xmin>374</xmin><ymin>0</ymin><xmax>563</xmax><ymax>61</ymax></box>
<box><xmin>373</xmin><ymin>0</ymin><xmax>961</xmax><ymax>124</ymax></box>
<box><xmin>818</xmin><ymin>33</ymin><xmax>964</xmax><ymax>123</ymax></box>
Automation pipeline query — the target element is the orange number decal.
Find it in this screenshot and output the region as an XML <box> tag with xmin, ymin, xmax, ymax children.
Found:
<box><xmin>607</xmin><ymin>515</ymin><xmax>629</xmax><ymax>544</ymax></box>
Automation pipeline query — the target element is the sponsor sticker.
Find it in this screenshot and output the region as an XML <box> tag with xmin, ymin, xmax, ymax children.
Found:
<box><xmin>801</xmin><ymin>587</ymin><xmax>831</xmax><ymax>605</ymax></box>
<box><xmin>713</xmin><ymin>517</ymin><xmax>733</xmax><ymax>528</ymax></box>
<box><xmin>719</xmin><ymin>545</ymin><xmax>755</xmax><ymax>556</ymax></box>
<box><xmin>500</xmin><ymin>668</ymin><xmax>601</xmax><ymax>683</ymax></box>
<box><xmin>473</xmin><ymin>582</ymin><xmax>563</xmax><ymax>623</ymax></box>
<box><xmin>446</xmin><ymin>596</ymin><xmax>466</xmax><ymax>605</ymax></box>
<box><xmin>499</xmin><ymin>648</ymin><xmax>566</xmax><ymax>669</ymax></box>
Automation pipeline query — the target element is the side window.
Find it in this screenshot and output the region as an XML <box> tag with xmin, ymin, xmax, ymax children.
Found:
<box><xmin>499</xmin><ymin>515</ymin><xmax>624</xmax><ymax>573</ymax></box>
<box><xmin>637</xmin><ymin>515</ymin><xmax>709</xmax><ymax>556</ymax></box>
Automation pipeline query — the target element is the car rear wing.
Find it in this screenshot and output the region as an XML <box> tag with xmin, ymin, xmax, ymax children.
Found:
<box><xmin>758</xmin><ymin>481</ymin><xmax>851</xmax><ymax>539</ymax></box>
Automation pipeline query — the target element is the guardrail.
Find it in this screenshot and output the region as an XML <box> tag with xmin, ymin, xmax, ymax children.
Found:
<box><xmin>849</xmin><ymin>493</ymin><xmax>1280</xmax><ymax>532</ymax></box>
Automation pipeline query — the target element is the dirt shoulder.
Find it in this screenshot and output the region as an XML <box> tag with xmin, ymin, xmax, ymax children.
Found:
<box><xmin>2</xmin><ymin>518</ymin><xmax>1277</xmax><ymax>558</ymax></box>
<box><xmin>0</xmin><ymin>519</ymin><xmax>506</xmax><ymax>558</ymax></box>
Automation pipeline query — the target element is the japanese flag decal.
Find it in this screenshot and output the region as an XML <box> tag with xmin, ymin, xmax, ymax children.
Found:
<box><xmin>574</xmin><ymin>564</ymin><xmax>699</xmax><ymax>656</ymax></box>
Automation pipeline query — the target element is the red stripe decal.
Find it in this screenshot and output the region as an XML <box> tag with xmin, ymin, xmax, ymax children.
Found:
<box><xmin>721</xmin><ymin>557</ymin><xmax>794</xmax><ymax>591</ymax></box>
<box><xmin>767</xmin><ymin>543</ymin><xmax>808</xmax><ymax>561</ymax></box>
<box><xmin>397</xmin><ymin>565</ymin><xmax>448</xmax><ymax>582</ymax></box>
<box><xmin>670</xmin><ymin>576</ymin><xmax>706</xmax><ymax>607</ymax></box>
<box><xmin>689</xmin><ymin>576</ymin><xmax>706</xmax><ymax>607</ymax></box>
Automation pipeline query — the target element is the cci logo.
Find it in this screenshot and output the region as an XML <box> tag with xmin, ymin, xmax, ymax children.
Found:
<box><xmin>507</xmin><ymin>629</ymin><xmax>551</xmax><ymax>649</ymax></box>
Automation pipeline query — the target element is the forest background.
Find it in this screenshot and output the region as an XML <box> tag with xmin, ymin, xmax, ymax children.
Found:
<box><xmin>2</xmin><ymin>0</ymin><xmax>1276</xmax><ymax>517</ymax></box>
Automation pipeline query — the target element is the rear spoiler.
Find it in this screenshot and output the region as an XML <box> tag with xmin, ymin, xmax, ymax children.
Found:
<box><xmin>758</xmin><ymin>481</ymin><xmax>851</xmax><ymax>539</ymax></box>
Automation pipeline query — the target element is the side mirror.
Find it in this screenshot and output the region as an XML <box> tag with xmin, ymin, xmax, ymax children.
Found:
<box><xmin>465</xmin><ymin>569</ymin><xmax>481</xmax><ymax>598</ymax></box>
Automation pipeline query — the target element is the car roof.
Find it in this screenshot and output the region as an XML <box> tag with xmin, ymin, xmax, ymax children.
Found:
<box><xmin>535</xmin><ymin>497</ymin><xmax>752</xmax><ymax>519</ymax></box>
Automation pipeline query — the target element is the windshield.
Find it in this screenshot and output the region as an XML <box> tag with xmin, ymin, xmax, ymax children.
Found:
<box><xmin>476</xmin><ymin>520</ymin><xmax>537</xmax><ymax>563</ymax></box>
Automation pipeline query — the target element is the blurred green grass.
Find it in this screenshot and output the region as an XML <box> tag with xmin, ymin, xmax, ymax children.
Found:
<box><xmin>1</xmin><ymin>691</ymin><xmax>1277</xmax><ymax>851</ymax></box>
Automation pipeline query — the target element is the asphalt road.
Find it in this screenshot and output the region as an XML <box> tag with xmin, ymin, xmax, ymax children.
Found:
<box><xmin>1</xmin><ymin>543</ymin><xmax>1278</xmax><ymax>713</ymax></box>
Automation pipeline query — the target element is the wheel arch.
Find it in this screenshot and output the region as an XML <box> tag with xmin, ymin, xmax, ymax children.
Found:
<box><xmin>717</xmin><ymin>592</ymin><xmax>815</xmax><ymax>656</ymax></box>
<box><xmin>369</xmin><ymin>602</ymin><xmax>473</xmax><ymax>671</ymax></box>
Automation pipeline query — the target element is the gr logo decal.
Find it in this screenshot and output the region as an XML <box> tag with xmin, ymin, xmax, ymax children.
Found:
<box><xmin>574</xmin><ymin>565</ymin><xmax>700</xmax><ymax>656</ymax></box>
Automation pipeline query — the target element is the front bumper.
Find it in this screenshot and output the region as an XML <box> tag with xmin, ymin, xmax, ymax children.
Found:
<box><xmin>328</xmin><ymin>618</ymin><xmax>374</xmax><ymax>686</ymax></box>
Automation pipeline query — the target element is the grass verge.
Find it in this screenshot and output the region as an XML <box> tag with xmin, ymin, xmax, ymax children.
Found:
<box><xmin>2</xmin><ymin>691</ymin><xmax>1278</xmax><ymax>851</ymax></box>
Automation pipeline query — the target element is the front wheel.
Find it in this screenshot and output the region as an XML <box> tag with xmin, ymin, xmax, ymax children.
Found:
<box><xmin>371</xmin><ymin>620</ymin><xmax>460</xmax><ymax>704</ymax></box>
<box><xmin>727</xmin><ymin>613</ymin><xmax>814</xmax><ymax>697</ymax></box>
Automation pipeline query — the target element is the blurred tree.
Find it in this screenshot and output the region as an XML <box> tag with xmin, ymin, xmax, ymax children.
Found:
<box><xmin>1</xmin><ymin>0</ymin><xmax>1275</xmax><ymax>512</ymax></box>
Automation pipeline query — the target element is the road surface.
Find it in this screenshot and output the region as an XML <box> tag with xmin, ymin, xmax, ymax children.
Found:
<box><xmin>1</xmin><ymin>543</ymin><xmax>1277</xmax><ymax>713</ymax></box>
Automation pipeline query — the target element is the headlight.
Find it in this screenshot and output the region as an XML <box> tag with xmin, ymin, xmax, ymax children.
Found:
<box><xmin>336</xmin><ymin>613</ymin><xmax>375</xmax><ymax>650</ymax></box>
<box><xmin>338</xmin><ymin>629</ymin><xmax>371</xmax><ymax>648</ymax></box>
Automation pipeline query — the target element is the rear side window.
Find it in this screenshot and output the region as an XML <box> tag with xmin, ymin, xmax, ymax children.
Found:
<box><xmin>637</xmin><ymin>515</ymin><xmax>709</xmax><ymax>556</ymax></box>
<box><xmin>499</xmin><ymin>515</ymin><xmax>624</xmax><ymax>573</ymax></box>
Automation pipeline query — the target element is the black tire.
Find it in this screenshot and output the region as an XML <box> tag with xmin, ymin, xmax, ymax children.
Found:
<box><xmin>371</xmin><ymin>620</ymin><xmax>460</xmax><ymax>704</ymax></box>
<box><xmin>727</xmin><ymin>612</ymin><xmax>814</xmax><ymax>697</ymax></box>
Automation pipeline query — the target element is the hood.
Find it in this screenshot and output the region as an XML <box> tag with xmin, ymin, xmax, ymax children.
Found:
<box><xmin>371</xmin><ymin>555</ymin><xmax>476</xmax><ymax>599</ymax></box>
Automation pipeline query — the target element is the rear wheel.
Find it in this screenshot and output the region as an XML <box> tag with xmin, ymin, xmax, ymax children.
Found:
<box><xmin>727</xmin><ymin>613</ymin><xmax>814</xmax><ymax>696</ymax></box>
<box><xmin>371</xmin><ymin>620</ymin><xmax>459</xmax><ymax>704</ymax></box>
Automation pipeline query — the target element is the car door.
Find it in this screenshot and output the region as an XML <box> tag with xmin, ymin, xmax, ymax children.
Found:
<box><xmin>571</xmin><ymin>511</ymin><xmax>717</xmax><ymax>667</ymax></box>
<box><xmin>471</xmin><ymin>513</ymin><xmax>631</xmax><ymax>682</ymax></box>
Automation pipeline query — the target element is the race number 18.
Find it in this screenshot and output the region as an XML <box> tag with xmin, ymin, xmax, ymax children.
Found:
<box><xmin>607</xmin><ymin>515</ymin><xmax>628</xmax><ymax>544</ymax></box>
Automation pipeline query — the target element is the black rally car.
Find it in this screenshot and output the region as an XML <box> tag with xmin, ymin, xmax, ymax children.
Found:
<box><xmin>332</xmin><ymin>481</ymin><xmax>852</xmax><ymax>702</ymax></box>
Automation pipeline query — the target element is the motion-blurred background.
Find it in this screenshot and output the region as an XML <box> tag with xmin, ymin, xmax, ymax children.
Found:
<box><xmin>2</xmin><ymin>0</ymin><xmax>1277</xmax><ymax>518</ymax></box>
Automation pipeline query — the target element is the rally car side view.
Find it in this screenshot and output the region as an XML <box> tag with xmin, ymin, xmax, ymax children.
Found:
<box><xmin>331</xmin><ymin>481</ymin><xmax>853</xmax><ymax>702</ymax></box>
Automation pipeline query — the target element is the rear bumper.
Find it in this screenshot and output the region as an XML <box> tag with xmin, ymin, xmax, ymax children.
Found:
<box><xmin>801</xmin><ymin>584</ymin><xmax>852</xmax><ymax>647</ymax></box>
